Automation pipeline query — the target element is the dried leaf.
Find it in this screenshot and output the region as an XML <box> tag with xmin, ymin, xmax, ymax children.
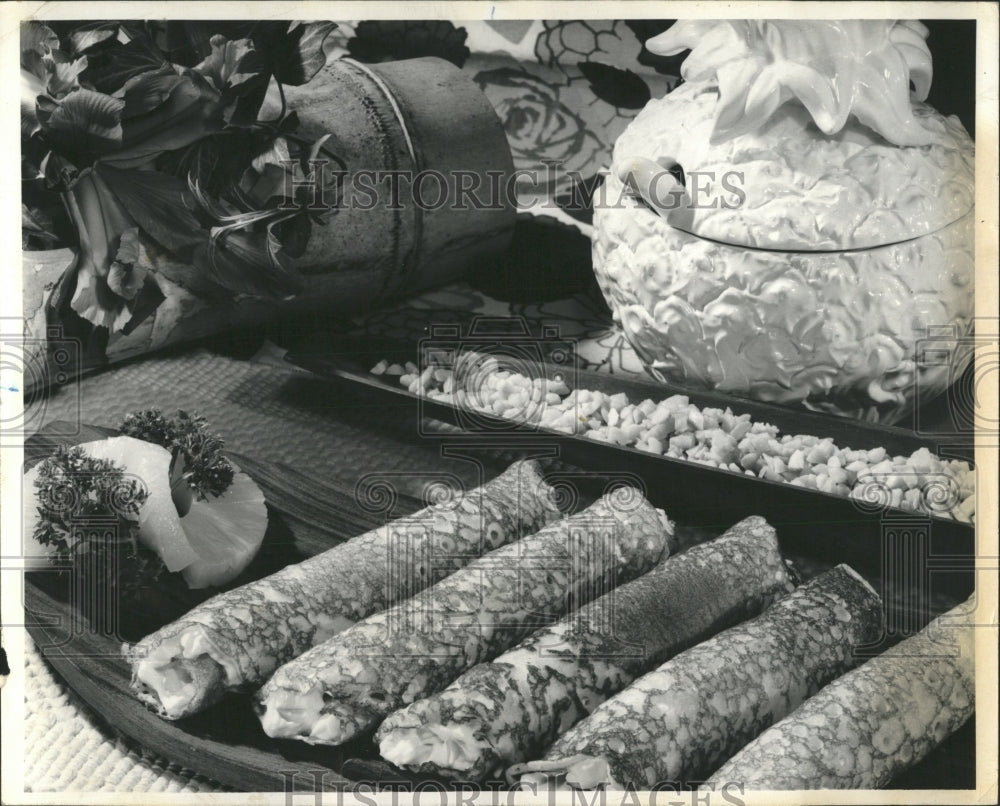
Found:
<box><xmin>105</xmin><ymin>73</ymin><xmax>224</xmax><ymax>168</ymax></box>
<box><xmin>271</xmin><ymin>211</ymin><xmax>311</xmax><ymax>259</ymax></box>
<box><xmin>108</xmin><ymin>257</ymin><xmax>146</xmax><ymax>300</ymax></box>
<box><xmin>21</xmin><ymin>22</ymin><xmax>59</xmax><ymax>59</ymax></box>
<box><xmin>95</xmin><ymin>164</ymin><xmax>206</xmax><ymax>259</ymax></box>
<box><xmin>21</xmin><ymin>68</ymin><xmax>47</xmax><ymax>137</ymax></box>
<box><xmin>250</xmin><ymin>135</ymin><xmax>291</xmax><ymax>173</ymax></box>
<box><xmin>197</xmin><ymin>228</ymin><xmax>302</xmax><ymax>298</ymax></box>
<box><xmin>69</xmin><ymin>24</ymin><xmax>119</xmax><ymax>56</ymax></box>
<box><xmin>115</xmin><ymin>226</ymin><xmax>141</xmax><ymax>265</ymax></box>
<box><xmin>36</xmin><ymin>89</ymin><xmax>124</xmax><ymax>158</ymax></box>
<box><xmin>22</xmin><ymin>203</ymin><xmax>61</xmax><ymax>245</ymax></box>
<box><xmin>47</xmin><ymin>55</ymin><xmax>89</xmax><ymax>98</ymax></box>
<box><xmin>194</xmin><ymin>35</ymin><xmax>265</xmax><ymax>92</ymax></box>
<box><xmin>120</xmin><ymin>274</ymin><xmax>166</xmax><ymax>335</ymax></box>
<box><xmin>84</xmin><ymin>37</ymin><xmax>168</xmax><ymax>94</ymax></box>
<box><xmin>261</xmin><ymin>21</ymin><xmax>337</xmax><ymax>86</ymax></box>
<box><xmin>241</xmin><ymin>163</ymin><xmax>289</xmax><ymax>208</ymax></box>
<box><xmin>120</xmin><ymin>65</ymin><xmax>185</xmax><ymax>117</ymax></box>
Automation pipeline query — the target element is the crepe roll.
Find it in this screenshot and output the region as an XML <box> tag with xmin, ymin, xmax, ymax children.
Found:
<box><xmin>125</xmin><ymin>459</ymin><xmax>558</xmax><ymax>719</ymax></box>
<box><xmin>377</xmin><ymin>516</ymin><xmax>795</xmax><ymax>781</ymax></box>
<box><xmin>512</xmin><ymin>564</ymin><xmax>882</xmax><ymax>789</ymax></box>
<box><xmin>708</xmin><ymin>596</ymin><xmax>976</xmax><ymax>789</ymax></box>
<box><xmin>255</xmin><ymin>487</ymin><xmax>675</xmax><ymax>746</ymax></box>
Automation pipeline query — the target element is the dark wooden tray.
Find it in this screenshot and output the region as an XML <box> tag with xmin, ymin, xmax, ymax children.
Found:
<box><xmin>286</xmin><ymin>341</ymin><xmax>976</xmax><ymax>603</ymax></box>
<box><xmin>22</xmin><ymin>417</ymin><xmax>976</xmax><ymax>791</ymax></box>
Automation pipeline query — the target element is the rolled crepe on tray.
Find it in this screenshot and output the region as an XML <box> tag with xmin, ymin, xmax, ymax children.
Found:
<box><xmin>376</xmin><ymin>515</ymin><xmax>795</xmax><ymax>781</ymax></box>
<box><xmin>708</xmin><ymin>595</ymin><xmax>976</xmax><ymax>790</ymax></box>
<box><xmin>124</xmin><ymin>459</ymin><xmax>559</xmax><ymax>719</ymax></box>
<box><xmin>254</xmin><ymin>486</ymin><xmax>676</xmax><ymax>746</ymax></box>
<box><xmin>511</xmin><ymin>564</ymin><xmax>883</xmax><ymax>790</ymax></box>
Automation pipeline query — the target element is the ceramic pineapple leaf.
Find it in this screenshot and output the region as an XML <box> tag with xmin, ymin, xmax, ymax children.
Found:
<box><xmin>648</xmin><ymin>20</ymin><xmax>939</xmax><ymax>146</ymax></box>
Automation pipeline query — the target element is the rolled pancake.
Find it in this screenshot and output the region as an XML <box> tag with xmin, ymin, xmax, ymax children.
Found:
<box><xmin>376</xmin><ymin>516</ymin><xmax>794</xmax><ymax>781</ymax></box>
<box><xmin>125</xmin><ymin>459</ymin><xmax>558</xmax><ymax>719</ymax></box>
<box><xmin>255</xmin><ymin>488</ymin><xmax>675</xmax><ymax>745</ymax></box>
<box><xmin>512</xmin><ymin>564</ymin><xmax>882</xmax><ymax>789</ymax></box>
<box><xmin>708</xmin><ymin>595</ymin><xmax>976</xmax><ymax>789</ymax></box>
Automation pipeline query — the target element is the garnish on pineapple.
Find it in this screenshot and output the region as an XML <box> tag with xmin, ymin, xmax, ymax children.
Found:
<box><xmin>26</xmin><ymin>410</ymin><xmax>266</xmax><ymax>600</ymax></box>
<box><xmin>29</xmin><ymin>444</ymin><xmax>169</xmax><ymax>606</ymax></box>
<box><xmin>119</xmin><ymin>409</ymin><xmax>234</xmax><ymax>511</ymax></box>
<box><xmin>32</xmin><ymin>445</ymin><xmax>148</xmax><ymax>556</ymax></box>
<box><xmin>114</xmin><ymin>408</ymin><xmax>267</xmax><ymax>589</ymax></box>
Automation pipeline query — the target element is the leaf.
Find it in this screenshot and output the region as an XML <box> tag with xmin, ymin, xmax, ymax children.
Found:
<box><xmin>578</xmin><ymin>61</ymin><xmax>651</xmax><ymax>109</ymax></box>
<box><xmin>159</xmin><ymin>126</ymin><xmax>275</xmax><ymax>197</ymax></box>
<box><xmin>107</xmin><ymin>228</ymin><xmax>145</xmax><ymax>300</ymax></box>
<box><xmin>22</xmin><ymin>48</ymin><xmax>87</xmax><ymax>100</ymax></box>
<box><xmin>195</xmin><ymin>229</ymin><xmax>302</xmax><ymax>298</ymax></box>
<box><xmin>22</xmin><ymin>67</ymin><xmax>47</xmax><ymax>136</ymax></box>
<box><xmin>241</xmin><ymin>163</ymin><xmax>289</xmax><ymax>208</ymax></box>
<box><xmin>22</xmin><ymin>203</ymin><xmax>61</xmax><ymax>245</ymax></box>
<box><xmin>262</xmin><ymin>21</ymin><xmax>338</xmax><ymax>85</ymax></box>
<box><xmin>250</xmin><ymin>135</ymin><xmax>291</xmax><ymax>173</ymax></box>
<box><xmin>114</xmin><ymin>226</ymin><xmax>141</xmax><ymax>265</ymax></box>
<box><xmin>21</xmin><ymin>22</ymin><xmax>60</xmax><ymax>59</ymax></box>
<box><xmin>69</xmin><ymin>24</ymin><xmax>119</xmax><ymax>56</ymax></box>
<box><xmin>104</xmin><ymin>72</ymin><xmax>224</xmax><ymax>168</ymax></box>
<box><xmin>120</xmin><ymin>66</ymin><xmax>186</xmax><ymax>118</ymax></box>
<box><xmin>83</xmin><ymin>37</ymin><xmax>168</xmax><ymax>94</ymax></box>
<box><xmin>194</xmin><ymin>35</ymin><xmax>265</xmax><ymax>92</ymax></box>
<box><xmin>119</xmin><ymin>275</ymin><xmax>166</xmax><ymax>335</ymax></box>
<box><xmin>271</xmin><ymin>211</ymin><xmax>310</xmax><ymax>258</ymax></box>
<box><xmin>41</xmin><ymin>152</ymin><xmax>79</xmax><ymax>189</ymax></box>
<box><xmin>95</xmin><ymin>164</ymin><xmax>206</xmax><ymax>259</ymax></box>
<box><xmin>47</xmin><ymin>55</ymin><xmax>89</xmax><ymax>98</ymax></box>
<box><xmin>228</xmin><ymin>78</ymin><xmax>270</xmax><ymax>126</ymax></box>
<box><xmin>162</xmin><ymin>21</ymin><xmax>256</xmax><ymax>67</ymax></box>
<box><xmin>36</xmin><ymin>89</ymin><xmax>124</xmax><ymax>158</ymax></box>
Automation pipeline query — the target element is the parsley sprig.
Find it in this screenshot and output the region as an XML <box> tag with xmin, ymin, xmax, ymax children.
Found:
<box><xmin>119</xmin><ymin>408</ymin><xmax>234</xmax><ymax>500</ymax></box>
<box><xmin>32</xmin><ymin>445</ymin><xmax>148</xmax><ymax>555</ymax></box>
<box><xmin>31</xmin><ymin>445</ymin><xmax>167</xmax><ymax>602</ymax></box>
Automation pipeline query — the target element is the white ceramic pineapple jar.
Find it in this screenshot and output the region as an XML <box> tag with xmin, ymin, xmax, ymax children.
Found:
<box><xmin>593</xmin><ymin>20</ymin><xmax>975</xmax><ymax>423</ymax></box>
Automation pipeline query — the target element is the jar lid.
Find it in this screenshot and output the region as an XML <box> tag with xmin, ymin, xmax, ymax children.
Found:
<box><xmin>612</xmin><ymin>81</ymin><xmax>975</xmax><ymax>252</ymax></box>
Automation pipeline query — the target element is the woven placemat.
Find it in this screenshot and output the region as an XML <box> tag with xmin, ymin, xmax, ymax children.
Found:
<box><xmin>19</xmin><ymin>345</ymin><xmax>496</xmax><ymax>793</ymax></box>
<box><xmin>23</xmin><ymin>636</ymin><xmax>228</xmax><ymax>793</ymax></box>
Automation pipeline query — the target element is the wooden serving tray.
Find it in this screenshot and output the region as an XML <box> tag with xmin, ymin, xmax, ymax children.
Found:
<box><xmin>286</xmin><ymin>340</ymin><xmax>976</xmax><ymax>603</ymax></box>
<box><xmin>22</xmin><ymin>420</ymin><xmax>976</xmax><ymax>791</ymax></box>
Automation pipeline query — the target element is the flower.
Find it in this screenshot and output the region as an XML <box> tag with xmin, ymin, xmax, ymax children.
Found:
<box><xmin>473</xmin><ymin>67</ymin><xmax>603</xmax><ymax>189</ymax></box>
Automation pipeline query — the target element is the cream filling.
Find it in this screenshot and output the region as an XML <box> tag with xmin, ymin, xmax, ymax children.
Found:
<box><xmin>512</xmin><ymin>755</ymin><xmax>621</xmax><ymax>791</ymax></box>
<box><xmin>258</xmin><ymin>684</ymin><xmax>327</xmax><ymax>739</ymax></box>
<box><xmin>137</xmin><ymin>654</ymin><xmax>223</xmax><ymax>717</ymax></box>
<box><xmin>257</xmin><ymin>685</ymin><xmax>351</xmax><ymax>745</ymax></box>
<box><xmin>134</xmin><ymin>626</ymin><xmax>237</xmax><ymax>718</ymax></box>
<box><xmin>379</xmin><ymin>724</ymin><xmax>483</xmax><ymax>773</ymax></box>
